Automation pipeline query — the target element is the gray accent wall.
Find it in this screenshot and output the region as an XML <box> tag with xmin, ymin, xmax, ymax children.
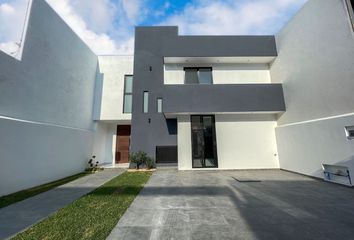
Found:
<box><xmin>163</xmin><ymin>84</ymin><xmax>285</xmax><ymax>114</ymax></box>
<box><xmin>132</xmin><ymin>26</ymin><xmax>281</xmax><ymax>158</ymax></box>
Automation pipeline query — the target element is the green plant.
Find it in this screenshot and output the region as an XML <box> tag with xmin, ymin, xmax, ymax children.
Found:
<box><xmin>12</xmin><ymin>172</ymin><xmax>152</xmax><ymax>240</ymax></box>
<box><xmin>85</xmin><ymin>155</ymin><xmax>103</xmax><ymax>172</ymax></box>
<box><xmin>129</xmin><ymin>151</ymin><xmax>147</xmax><ymax>169</ymax></box>
<box><xmin>145</xmin><ymin>156</ymin><xmax>154</xmax><ymax>169</ymax></box>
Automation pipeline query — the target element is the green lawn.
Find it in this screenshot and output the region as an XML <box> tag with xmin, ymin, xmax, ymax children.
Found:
<box><xmin>12</xmin><ymin>172</ymin><xmax>152</xmax><ymax>240</ymax></box>
<box><xmin>0</xmin><ymin>172</ymin><xmax>91</xmax><ymax>209</ymax></box>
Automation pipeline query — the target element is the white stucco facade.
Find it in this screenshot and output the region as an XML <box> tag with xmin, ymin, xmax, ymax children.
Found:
<box><xmin>215</xmin><ymin>115</ymin><xmax>279</xmax><ymax>170</ymax></box>
<box><xmin>178</xmin><ymin>114</ymin><xmax>279</xmax><ymax>170</ymax></box>
<box><xmin>177</xmin><ymin>115</ymin><xmax>193</xmax><ymax>170</ymax></box>
<box><xmin>91</xmin><ymin>55</ymin><xmax>134</xmax><ymax>167</ymax></box>
<box><xmin>0</xmin><ymin>0</ymin><xmax>98</xmax><ymax>196</ymax></box>
<box><xmin>164</xmin><ymin>63</ymin><xmax>271</xmax><ymax>84</ymax></box>
<box><xmin>0</xmin><ymin>117</ymin><xmax>93</xmax><ymax>196</ymax></box>
<box><xmin>0</xmin><ymin>1</ymin><xmax>134</xmax><ymax>195</ymax></box>
<box><xmin>276</xmin><ymin>113</ymin><xmax>354</xmax><ymax>178</ymax></box>
<box><xmin>92</xmin><ymin>122</ymin><xmax>118</xmax><ymax>165</ymax></box>
<box><xmin>97</xmin><ymin>56</ymin><xmax>133</xmax><ymax>122</ymax></box>
<box><xmin>270</xmin><ymin>0</ymin><xmax>354</xmax><ymax>179</ymax></box>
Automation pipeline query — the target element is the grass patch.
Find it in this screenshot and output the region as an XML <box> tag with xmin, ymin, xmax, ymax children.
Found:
<box><xmin>12</xmin><ymin>172</ymin><xmax>152</xmax><ymax>240</ymax></box>
<box><xmin>0</xmin><ymin>172</ymin><xmax>91</xmax><ymax>209</ymax></box>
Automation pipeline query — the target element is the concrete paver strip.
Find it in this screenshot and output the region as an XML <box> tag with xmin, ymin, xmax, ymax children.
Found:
<box><xmin>0</xmin><ymin>169</ymin><xmax>124</xmax><ymax>239</ymax></box>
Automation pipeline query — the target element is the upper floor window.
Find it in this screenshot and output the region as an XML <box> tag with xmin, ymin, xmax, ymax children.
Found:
<box><xmin>123</xmin><ymin>75</ymin><xmax>133</xmax><ymax>113</ymax></box>
<box><xmin>347</xmin><ymin>0</ymin><xmax>354</xmax><ymax>30</ymax></box>
<box><xmin>184</xmin><ymin>67</ymin><xmax>213</xmax><ymax>84</ymax></box>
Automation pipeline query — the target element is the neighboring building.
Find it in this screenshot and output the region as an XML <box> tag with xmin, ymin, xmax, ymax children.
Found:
<box><xmin>1</xmin><ymin>0</ymin><xmax>354</xmax><ymax>196</ymax></box>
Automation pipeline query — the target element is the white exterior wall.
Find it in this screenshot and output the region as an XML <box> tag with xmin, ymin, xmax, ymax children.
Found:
<box><xmin>164</xmin><ymin>63</ymin><xmax>271</xmax><ymax>84</ymax></box>
<box><xmin>92</xmin><ymin>123</ymin><xmax>117</xmax><ymax>165</ymax></box>
<box><xmin>93</xmin><ymin>55</ymin><xmax>134</xmax><ymax>166</ymax></box>
<box><xmin>92</xmin><ymin>123</ymin><xmax>109</xmax><ymax>164</ymax></box>
<box><xmin>0</xmin><ymin>0</ymin><xmax>98</xmax><ymax>196</ymax></box>
<box><xmin>177</xmin><ymin>115</ymin><xmax>193</xmax><ymax>170</ymax></box>
<box><xmin>271</xmin><ymin>0</ymin><xmax>354</xmax><ymax>125</ymax></box>
<box><xmin>97</xmin><ymin>56</ymin><xmax>133</xmax><ymax>122</ymax></box>
<box><xmin>178</xmin><ymin>114</ymin><xmax>279</xmax><ymax>170</ymax></box>
<box><xmin>0</xmin><ymin>117</ymin><xmax>94</xmax><ymax>196</ymax></box>
<box><xmin>215</xmin><ymin>115</ymin><xmax>279</xmax><ymax>169</ymax></box>
<box><xmin>276</xmin><ymin>114</ymin><xmax>354</xmax><ymax>178</ymax></box>
<box><xmin>0</xmin><ymin>1</ymin><xmax>98</xmax><ymax>130</ymax></box>
<box><xmin>270</xmin><ymin>0</ymin><xmax>354</xmax><ymax>178</ymax></box>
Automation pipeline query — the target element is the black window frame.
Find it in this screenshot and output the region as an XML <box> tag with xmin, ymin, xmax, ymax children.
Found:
<box><xmin>184</xmin><ymin>67</ymin><xmax>213</xmax><ymax>84</ymax></box>
<box><xmin>346</xmin><ymin>0</ymin><xmax>354</xmax><ymax>30</ymax></box>
<box><xmin>123</xmin><ymin>75</ymin><xmax>133</xmax><ymax>114</ymax></box>
<box><xmin>190</xmin><ymin>115</ymin><xmax>218</xmax><ymax>169</ymax></box>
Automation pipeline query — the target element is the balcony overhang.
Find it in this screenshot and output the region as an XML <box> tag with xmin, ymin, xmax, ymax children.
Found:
<box><xmin>164</xmin><ymin>56</ymin><xmax>276</xmax><ymax>64</ymax></box>
<box><xmin>164</xmin><ymin>111</ymin><xmax>283</xmax><ymax>119</ymax></box>
<box><xmin>162</xmin><ymin>84</ymin><xmax>286</xmax><ymax>118</ymax></box>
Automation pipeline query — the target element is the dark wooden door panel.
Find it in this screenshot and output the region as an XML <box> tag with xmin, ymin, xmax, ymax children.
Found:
<box><xmin>115</xmin><ymin>125</ymin><xmax>131</xmax><ymax>164</ymax></box>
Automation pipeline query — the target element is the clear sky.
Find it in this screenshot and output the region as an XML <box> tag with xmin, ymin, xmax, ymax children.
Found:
<box><xmin>0</xmin><ymin>0</ymin><xmax>308</xmax><ymax>55</ymax></box>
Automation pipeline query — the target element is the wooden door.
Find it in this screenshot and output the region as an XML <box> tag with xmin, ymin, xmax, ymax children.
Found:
<box><xmin>115</xmin><ymin>125</ymin><xmax>131</xmax><ymax>164</ymax></box>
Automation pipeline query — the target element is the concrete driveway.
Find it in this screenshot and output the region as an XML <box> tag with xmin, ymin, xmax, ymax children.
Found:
<box><xmin>108</xmin><ymin>169</ymin><xmax>354</xmax><ymax>240</ymax></box>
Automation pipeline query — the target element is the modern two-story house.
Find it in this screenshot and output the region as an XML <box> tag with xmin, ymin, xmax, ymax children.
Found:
<box><xmin>1</xmin><ymin>0</ymin><xmax>354</xmax><ymax>196</ymax></box>
<box><xmin>130</xmin><ymin>27</ymin><xmax>285</xmax><ymax>170</ymax></box>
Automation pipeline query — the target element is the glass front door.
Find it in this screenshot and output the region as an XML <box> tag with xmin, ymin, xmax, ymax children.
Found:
<box><xmin>191</xmin><ymin>115</ymin><xmax>218</xmax><ymax>168</ymax></box>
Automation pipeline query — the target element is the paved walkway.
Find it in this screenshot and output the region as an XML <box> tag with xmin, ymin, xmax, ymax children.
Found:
<box><xmin>107</xmin><ymin>169</ymin><xmax>354</xmax><ymax>240</ymax></box>
<box><xmin>0</xmin><ymin>169</ymin><xmax>124</xmax><ymax>239</ymax></box>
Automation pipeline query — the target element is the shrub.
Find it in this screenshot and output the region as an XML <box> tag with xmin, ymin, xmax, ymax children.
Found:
<box><xmin>129</xmin><ymin>151</ymin><xmax>155</xmax><ymax>169</ymax></box>
<box><xmin>145</xmin><ymin>156</ymin><xmax>154</xmax><ymax>169</ymax></box>
<box><xmin>129</xmin><ymin>151</ymin><xmax>147</xmax><ymax>169</ymax></box>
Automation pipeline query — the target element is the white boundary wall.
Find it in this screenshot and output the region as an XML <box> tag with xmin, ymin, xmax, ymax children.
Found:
<box><xmin>0</xmin><ymin>117</ymin><xmax>94</xmax><ymax>196</ymax></box>
<box><xmin>0</xmin><ymin>0</ymin><xmax>98</xmax><ymax>196</ymax></box>
<box><xmin>270</xmin><ymin>0</ymin><xmax>354</xmax><ymax>178</ymax></box>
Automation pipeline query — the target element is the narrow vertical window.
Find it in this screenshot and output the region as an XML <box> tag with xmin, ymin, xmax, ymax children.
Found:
<box><xmin>123</xmin><ymin>75</ymin><xmax>133</xmax><ymax>113</ymax></box>
<box><xmin>143</xmin><ymin>91</ymin><xmax>149</xmax><ymax>113</ymax></box>
<box><xmin>157</xmin><ymin>98</ymin><xmax>163</xmax><ymax>113</ymax></box>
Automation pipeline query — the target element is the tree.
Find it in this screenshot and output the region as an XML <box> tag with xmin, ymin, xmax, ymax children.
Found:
<box><xmin>129</xmin><ymin>151</ymin><xmax>147</xmax><ymax>169</ymax></box>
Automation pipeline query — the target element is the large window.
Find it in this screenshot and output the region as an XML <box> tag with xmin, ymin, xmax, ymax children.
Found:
<box><xmin>347</xmin><ymin>0</ymin><xmax>354</xmax><ymax>30</ymax></box>
<box><xmin>143</xmin><ymin>91</ymin><xmax>149</xmax><ymax>113</ymax></box>
<box><xmin>184</xmin><ymin>67</ymin><xmax>213</xmax><ymax>84</ymax></box>
<box><xmin>123</xmin><ymin>75</ymin><xmax>133</xmax><ymax>113</ymax></box>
